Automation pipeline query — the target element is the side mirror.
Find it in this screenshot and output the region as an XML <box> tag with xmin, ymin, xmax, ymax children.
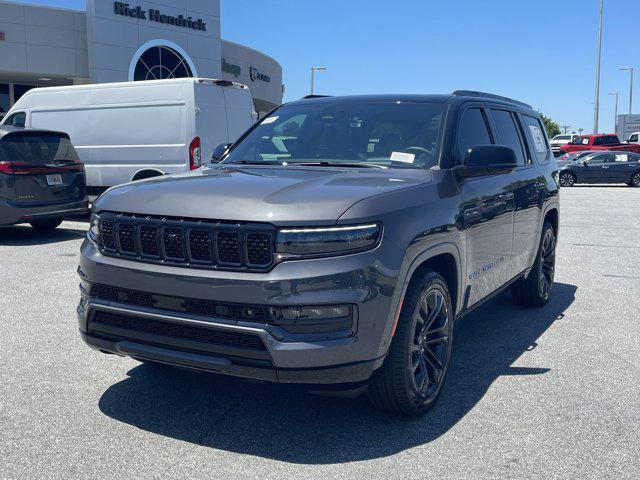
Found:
<box><xmin>211</xmin><ymin>143</ymin><xmax>232</xmax><ymax>163</ymax></box>
<box><xmin>454</xmin><ymin>145</ymin><xmax>518</xmax><ymax>179</ymax></box>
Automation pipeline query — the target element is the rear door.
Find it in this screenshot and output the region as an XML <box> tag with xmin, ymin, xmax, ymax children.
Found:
<box><xmin>583</xmin><ymin>153</ymin><xmax>613</xmax><ymax>182</ymax></box>
<box><xmin>222</xmin><ymin>86</ymin><xmax>255</xmax><ymax>142</ymax></box>
<box><xmin>492</xmin><ymin>110</ymin><xmax>543</xmax><ymax>280</ymax></box>
<box><xmin>0</xmin><ymin>132</ymin><xmax>85</xmax><ymax>205</ymax></box>
<box><xmin>609</xmin><ymin>152</ymin><xmax>640</xmax><ymax>182</ymax></box>
<box><xmin>194</xmin><ymin>82</ymin><xmax>229</xmax><ymax>162</ymax></box>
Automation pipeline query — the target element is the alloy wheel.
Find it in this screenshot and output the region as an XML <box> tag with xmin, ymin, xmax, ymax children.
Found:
<box><xmin>632</xmin><ymin>172</ymin><xmax>640</xmax><ymax>187</ymax></box>
<box><xmin>539</xmin><ymin>228</ymin><xmax>556</xmax><ymax>299</ymax></box>
<box><xmin>410</xmin><ymin>287</ymin><xmax>451</xmax><ymax>399</ymax></box>
<box><xmin>559</xmin><ymin>172</ymin><xmax>575</xmax><ymax>187</ymax></box>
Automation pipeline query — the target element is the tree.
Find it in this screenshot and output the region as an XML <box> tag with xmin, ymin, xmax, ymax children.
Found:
<box><xmin>539</xmin><ymin>112</ymin><xmax>561</xmax><ymax>139</ymax></box>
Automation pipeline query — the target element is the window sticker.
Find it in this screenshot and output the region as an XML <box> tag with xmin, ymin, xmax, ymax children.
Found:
<box><xmin>390</xmin><ymin>152</ymin><xmax>415</xmax><ymax>163</ymax></box>
<box><xmin>262</xmin><ymin>116</ymin><xmax>279</xmax><ymax>124</ymax></box>
<box><xmin>528</xmin><ymin>125</ymin><xmax>546</xmax><ymax>153</ymax></box>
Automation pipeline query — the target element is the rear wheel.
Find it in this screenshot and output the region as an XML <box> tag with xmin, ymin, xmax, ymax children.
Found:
<box><xmin>368</xmin><ymin>270</ymin><xmax>453</xmax><ymax>416</ymax></box>
<box><xmin>630</xmin><ymin>171</ymin><xmax>640</xmax><ymax>187</ymax></box>
<box><xmin>559</xmin><ymin>172</ymin><xmax>576</xmax><ymax>187</ymax></box>
<box><xmin>29</xmin><ymin>219</ymin><xmax>62</xmax><ymax>232</ymax></box>
<box><xmin>511</xmin><ymin>221</ymin><xmax>556</xmax><ymax>307</ymax></box>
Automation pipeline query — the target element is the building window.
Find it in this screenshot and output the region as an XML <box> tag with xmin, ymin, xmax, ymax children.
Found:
<box><xmin>0</xmin><ymin>84</ymin><xmax>9</xmax><ymax>119</ymax></box>
<box><xmin>133</xmin><ymin>46</ymin><xmax>193</xmax><ymax>81</ymax></box>
<box><xmin>13</xmin><ymin>84</ymin><xmax>35</xmax><ymax>103</ymax></box>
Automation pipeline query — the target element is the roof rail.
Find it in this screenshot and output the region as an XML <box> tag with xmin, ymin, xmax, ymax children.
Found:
<box><xmin>301</xmin><ymin>94</ymin><xmax>332</xmax><ymax>99</ymax></box>
<box><xmin>452</xmin><ymin>90</ymin><xmax>532</xmax><ymax>109</ymax></box>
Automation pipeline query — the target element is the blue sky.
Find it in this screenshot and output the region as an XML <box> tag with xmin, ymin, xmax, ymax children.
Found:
<box><xmin>8</xmin><ymin>0</ymin><xmax>637</xmax><ymax>133</ymax></box>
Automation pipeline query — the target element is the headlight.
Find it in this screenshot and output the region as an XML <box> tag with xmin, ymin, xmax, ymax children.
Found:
<box><xmin>275</xmin><ymin>223</ymin><xmax>381</xmax><ymax>258</ymax></box>
<box><xmin>88</xmin><ymin>212</ymin><xmax>100</xmax><ymax>243</ymax></box>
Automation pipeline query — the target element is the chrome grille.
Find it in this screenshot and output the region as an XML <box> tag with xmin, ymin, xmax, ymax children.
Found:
<box><xmin>97</xmin><ymin>212</ymin><xmax>274</xmax><ymax>271</ymax></box>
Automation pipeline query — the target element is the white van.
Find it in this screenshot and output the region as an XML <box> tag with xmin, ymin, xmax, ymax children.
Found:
<box><xmin>1</xmin><ymin>78</ymin><xmax>256</xmax><ymax>195</ymax></box>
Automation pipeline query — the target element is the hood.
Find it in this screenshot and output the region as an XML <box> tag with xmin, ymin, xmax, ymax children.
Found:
<box><xmin>94</xmin><ymin>164</ymin><xmax>432</xmax><ymax>224</ymax></box>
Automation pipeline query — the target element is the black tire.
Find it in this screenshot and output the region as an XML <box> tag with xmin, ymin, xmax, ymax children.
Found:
<box><xmin>368</xmin><ymin>270</ymin><xmax>453</xmax><ymax>416</ymax></box>
<box><xmin>29</xmin><ymin>219</ymin><xmax>63</xmax><ymax>232</ymax></box>
<box><xmin>511</xmin><ymin>221</ymin><xmax>556</xmax><ymax>307</ymax></box>
<box><xmin>629</xmin><ymin>171</ymin><xmax>640</xmax><ymax>187</ymax></box>
<box><xmin>559</xmin><ymin>172</ymin><xmax>576</xmax><ymax>187</ymax></box>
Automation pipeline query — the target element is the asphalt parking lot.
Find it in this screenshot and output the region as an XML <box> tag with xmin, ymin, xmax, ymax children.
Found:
<box><xmin>1</xmin><ymin>186</ymin><xmax>639</xmax><ymax>480</ymax></box>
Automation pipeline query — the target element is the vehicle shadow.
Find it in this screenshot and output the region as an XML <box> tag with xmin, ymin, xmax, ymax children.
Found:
<box><xmin>0</xmin><ymin>222</ymin><xmax>87</xmax><ymax>246</ymax></box>
<box><xmin>98</xmin><ymin>282</ymin><xmax>576</xmax><ymax>464</ymax></box>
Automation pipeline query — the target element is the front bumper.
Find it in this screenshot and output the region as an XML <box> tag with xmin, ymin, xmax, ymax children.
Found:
<box><xmin>77</xmin><ymin>238</ymin><xmax>398</xmax><ymax>385</ymax></box>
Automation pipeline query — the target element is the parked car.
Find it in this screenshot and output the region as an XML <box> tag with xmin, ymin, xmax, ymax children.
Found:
<box><xmin>627</xmin><ymin>132</ymin><xmax>640</xmax><ymax>144</ymax></box>
<box><xmin>0</xmin><ymin>126</ymin><xmax>88</xmax><ymax>230</ymax></box>
<box><xmin>558</xmin><ymin>151</ymin><xmax>640</xmax><ymax>187</ymax></box>
<box><xmin>78</xmin><ymin>91</ymin><xmax>559</xmax><ymax>416</ymax></box>
<box><xmin>556</xmin><ymin>150</ymin><xmax>598</xmax><ymax>166</ymax></box>
<box><xmin>1</xmin><ymin>78</ymin><xmax>256</xmax><ymax>198</ymax></box>
<box><xmin>549</xmin><ymin>133</ymin><xmax>579</xmax><ymax>156</ymax></box>
<box><xmin>559</xmin><ymin>134</ymin><xmax>640</xmax><ymax>154</ymax></box>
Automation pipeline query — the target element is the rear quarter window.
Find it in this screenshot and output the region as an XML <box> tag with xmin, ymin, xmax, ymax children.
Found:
<box><xmin>521</xmin><ymin>114</ymin><xmax>551</xmax><ymax>164</ymax></box>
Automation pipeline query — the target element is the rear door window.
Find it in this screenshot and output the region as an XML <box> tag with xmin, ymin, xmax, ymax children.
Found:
<box><xmin>457</xmin><ymin>108</ymin><xmax>492</xmax><ymax>163</ymax></box>
<box><xmin>0</xmin><ymin>133</ymin><xmax>78</xmax><ymax>164</ymax></box>
<box><xmin>521</xmin><ymin>114</ymin><xmax>550</xmax><ymax>164</ymax></box>
<box><xmin>490</xmin><ymin>109</ymin><xmax>527</xmax><ymax>166</ymax></box>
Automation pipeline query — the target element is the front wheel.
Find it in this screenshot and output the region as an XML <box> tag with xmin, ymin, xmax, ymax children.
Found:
<box><xmin>511</xmin><ymin>221</ymin><xmax>556</xmax><ymax>307</ymax></box>
<box><xmin>29</xmin><ymin>219</ymin><xmax>63</xmax><ymax>232</ymax></box>
<box><xmin>559</xmin><ymin>172</ymin><xmax>576</xmax><ymax>187</ymax></box>
<box><xmin>629</xmin><ymin>171</ymin><xmax>640</xmax><ymax>187</ymax></box>
<box><xmin>368</xmin><ymin>270</ymin><xmax>453</xmax><ymax>416</ymax></box>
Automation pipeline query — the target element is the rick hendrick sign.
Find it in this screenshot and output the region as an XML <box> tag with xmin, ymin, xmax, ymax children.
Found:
<box><xmin>114</xmin><ymin>2</ymin><xmax>207</xmax><ymax>31</ymax></box>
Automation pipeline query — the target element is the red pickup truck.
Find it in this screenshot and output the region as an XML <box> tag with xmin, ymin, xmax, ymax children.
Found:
<box><xmin>560</xmin><ymin>134</ymin><xmax>640</xmax><ymax>154</ymax></box>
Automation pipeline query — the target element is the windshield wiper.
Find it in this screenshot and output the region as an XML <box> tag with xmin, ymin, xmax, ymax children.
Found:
<box><xmin>295</xmin><ymin>161</ymin><xmax>387</xmax><ymax>169</ymax></box>
<box><xmin>224</xmin><ymin>160</ymin><xmax>284</xmax><ymax>165</ymax></box>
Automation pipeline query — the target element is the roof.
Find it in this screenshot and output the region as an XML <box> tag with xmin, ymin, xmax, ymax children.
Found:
<box><xmin>287</xmin><ymin>91</ymin><xmax>535</xmax><ymax>111</ymax></box>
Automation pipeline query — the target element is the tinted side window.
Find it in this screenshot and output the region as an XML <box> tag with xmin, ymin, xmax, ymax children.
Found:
<box><xmin>457</xmin><ymin>108</ymin><xmax>491</xmax><ymax>163</ymax></box>
<box><xmin>588</xmin><ymin>153</ymin><xmax>613</xmax><ymax>164</ymax></box>
<box><xmin>491</xmin><ymin>110</ymin><xmax>527</xmax><ymax>166</ymax></box>
<box><xmin>521</xmin><ymin>114</ymin><xmax>550</xmax><ymax>164</ymax></box>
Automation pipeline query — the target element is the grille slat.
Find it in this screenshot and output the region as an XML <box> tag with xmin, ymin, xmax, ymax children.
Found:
<box><xmin>97</xmin><ymin>213</ymin><xmax>274</xmax><ymax>271</ymax></box>
<box><xmin>140</xmin><ymin>225</ymin><xmax>159</xmax><ymax>256</ymax></box>
<box><xmin>100</xmin><ymin>220</ymin><xmax>116</xmax><ymax>250</ymax></box>
<box><xmin>163</xmin><ymin>228</ymin><xmax>185</xmax><ymax>260</ymax></box>
<box><xmin>217</xmin><ymin>232</ymin><xmax>241</xmax><ymax>264</ymax></box>
<box><xmin>188</xmin><ymin>230</ymin><xmax>212</xmax><ymax>262</ymax></box>
<box><xmin>118</xmin><ymin>224</ymin><xmax>136</xmax><ymax>254</ymax></box>
<box><xmin>91</xmin><ymin>310</ymin><xmax>266</xmax><ymax>351</ymax></box>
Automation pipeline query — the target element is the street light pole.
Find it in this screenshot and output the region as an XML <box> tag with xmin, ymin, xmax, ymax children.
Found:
<box><xmin>310</xmin><ymin>66</ymin><xmax>327</xmax><ymax>95</ymax></box>
<box><xmin>593</xmin><ymin>0</ymin><xmax>604</xmax><ymax>133</ymax></box>
<box><xmin>619</xmin><ymin>67</ymin><xmax>634</xmax><ymax>114</ymax></box>
<box><xmin>609</xmin><ymin>92</ymin><xmax>619</xmax><ymax>131</ymax></box>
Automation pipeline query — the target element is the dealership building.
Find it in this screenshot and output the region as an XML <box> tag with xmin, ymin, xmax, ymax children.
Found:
<box><xmin>0</xmin><ymin>0</ymin><xmax>283</xmax><ymax>119</ymax></box>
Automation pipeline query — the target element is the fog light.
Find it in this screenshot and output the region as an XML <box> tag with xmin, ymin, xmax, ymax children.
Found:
<box><xmin>271</xmin><ymin>305</ymin><xmax>354</xmax><ymax>335</ymax></box>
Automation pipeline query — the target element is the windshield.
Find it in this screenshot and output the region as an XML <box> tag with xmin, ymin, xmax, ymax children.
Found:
<box><xmin>553</xmin><ymin>135</ymin><xmax>571</xmax><ymax>141</ymax></box>
<box><xmin>223</xmin><ymin>101</ymin><xmax>445</xmax><ymax>169</ymax></box>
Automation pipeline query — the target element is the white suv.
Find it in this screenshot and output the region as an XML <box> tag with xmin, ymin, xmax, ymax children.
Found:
<box><xmin>550</xmin><ymin>134</ymin><xmax>579</xmax><ymax>156</ymax></box>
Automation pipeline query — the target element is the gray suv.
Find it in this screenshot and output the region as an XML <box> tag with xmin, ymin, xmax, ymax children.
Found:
<box><xmin>78</xmin><ymin>91</ymin><xmax>559</xmax><ymax>416</ymax></box>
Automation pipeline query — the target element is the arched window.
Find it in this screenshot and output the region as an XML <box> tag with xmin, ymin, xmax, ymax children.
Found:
<box><xmin>133</xmin><ymin>45</ymin><xmax>193</xmax><ymax>81</ymax></box>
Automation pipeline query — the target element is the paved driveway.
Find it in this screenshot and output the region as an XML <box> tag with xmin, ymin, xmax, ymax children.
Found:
<box><xmin>1</xmin><ymin>186</ymin><xmax>638</xmax><ymax>479</ymax></box>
